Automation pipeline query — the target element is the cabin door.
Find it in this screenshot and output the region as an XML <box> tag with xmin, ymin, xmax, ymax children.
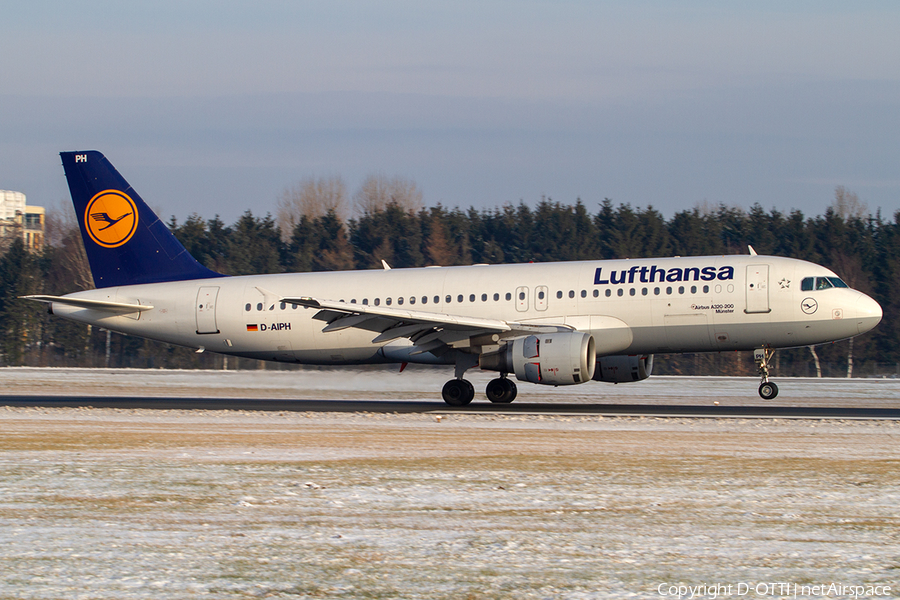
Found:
<box><xmin>745</xmin><ymin>265</ymin><xmax>771</xmax><ymax>314</ymax></box>
<box><xmin>196</xmin><ymin>286</ymin><xmax>220</xmax><ymax>334</ymax></box>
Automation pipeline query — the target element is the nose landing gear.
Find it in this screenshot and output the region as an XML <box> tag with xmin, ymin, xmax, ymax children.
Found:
<box><xmin>754</xmin><ymin>347</ymin><xmax>778</xmax><ymax>400</ymax></box>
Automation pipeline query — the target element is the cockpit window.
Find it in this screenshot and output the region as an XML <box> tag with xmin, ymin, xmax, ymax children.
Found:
<box><xmin>802</xmin><ymin>276</ymin><xmax>849</xmax><ymax>291</ymax></box>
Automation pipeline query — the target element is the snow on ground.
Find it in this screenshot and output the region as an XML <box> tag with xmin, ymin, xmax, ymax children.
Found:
<box><xmin>1</xmin><ymin>370</ymin><xmax>899</xmax><ymax>599</ymax></box>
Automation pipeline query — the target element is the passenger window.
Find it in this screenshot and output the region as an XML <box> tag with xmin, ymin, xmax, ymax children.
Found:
<box><xmin>617</xmin><ymin>289</ymin><xmax>624</xmax><ymax>297</ymax></box>
<box><xmin>434</xmin><ymin>296</ymin><xmax>440</xmax><ymax>304</ymax></box>
<box><xmin>801</xmin><ymin>277</ymin><xmax>814</xmax><ymax>291</ymax></box>
<box><xmin>410</xmin><ymin>297</ymin><xmax>416</xmax><ymax>305</ymax></box>
<box><xmin>538</xmin><ymin>291</ymin><xmax>545</xmax><ymax>300</ymax></box>
<box><xmin>256</xmin><ymin>303</ymin><xmax>263</xmax><ymax>311</ymax></box>
<box><xmin>666</xmin><ymin>287</ymin><xmax>673</xmax><ymax>295</ymax></box>
<box><xmin>422</xmin><ymin>296</ymin><xmax>428</xmax><ymax>304</ymax></box>
<box><xmin>629</xmin><ymin>288</ymin><xmax>636</xmax><ymax>296</ymax></box>
<box><xmin>493</xmin><ymin>293</ymin><xmax>500</xmax><ymax>301</ymax></box>
<box><xmin>351</xmin><ymin>299</ymin><xmax>357</xmax><ymax>304</ymax></box>
<box><xmin>458</xmin><ymin>295</ymin><xmax>464</xmax><ymax>303</ymax></box>
<box><xmin>386</xmin><ymin>298</ymin><xmax>392</xmax><ymax>306</ymax></box>
<box><xmin>678</xmin><ymin>286</ymin><xmax>684</xmax><ymax>294</ymax></box>
<box><xmin>557</xmin><ymin>291</ymin><xmax>563</xmax><ymax>299</ymax></box>
<box><xmin>469</xmin><ymin>294</ymin><xmax>475</xmax><ymax>302</ymax></box>
<box><xmin>505</xmin><ymin>292</ymin><xmax>512</xmax><ymax>301</ymax></box>
<box><xmin>363</xmin><ymin>299</ymin><xmax>369</xmax><ymax>305</ymax></box>
<box><xmin>519</xmin><ymin>291</ymin><xmax>526</xmax><ymax>301</ymax></box>
<box><xmin>691</xmin><ymin>285</ymin><xmax>697</xmax><ymax>294</ymax></box>
<box><xmin>654</xmin><ymin>287</ymin><xmax>660</xmax><ymax>296</ymax></box>
<box><xmin>568</xmin><ymin>290</ymin><xmax>575</xmax><ymax>299</ymax></box>
<box><xmin>593</xmin><ymin>289</ymin><xmax>599</xmax><ymax>298</ymax></box>
<box><xmin>374</xmin><ymin>298</ymin><xmax>380</xmax><ymax>306</ymax></box>
<box><xmin>642</xmin><ymin>288</ymin><xmax>648</xmax><ymax>296</ymax></box>
<box><xmin>398</xmin><ymin>297</ymin><xmax>404</xmax><ymax>305</ymax></box>
<box><xmin>245</xmin><ymin>303</ymin><xmax>251</xmax><ymax>311</ymax></box>
<box><xmin>581</xmin><ymin>290</ymin><xmax>587</xmax><ymax>298</ymax></box>
<box><xmin>605</xmin><ymin>289</ymin><xmax>611</xmax><ymax>297</ymax></box>
<box><xmin>481</xmin><ymin>293</ymin><xmax>487</xmax><ymax>302</ymax></box>
<box><xmin>703</xmin><ymin>285</ymin><xmax>709</xmax><ymax>293</ymax></box>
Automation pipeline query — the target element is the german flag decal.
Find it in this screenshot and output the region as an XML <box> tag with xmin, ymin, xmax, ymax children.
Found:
<box><xmin>246</xmin><ymin>324</ymin><xmax>259</xmax><ymax>332</ymax></box>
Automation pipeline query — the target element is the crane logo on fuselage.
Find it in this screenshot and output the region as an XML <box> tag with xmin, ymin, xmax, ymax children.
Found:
<box><xmin>594</xmin><ymin>265</ymin><xmax>735</xmax><ymax>285</ymax></box>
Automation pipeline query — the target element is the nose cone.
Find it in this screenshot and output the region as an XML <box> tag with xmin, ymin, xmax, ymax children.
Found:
<box><xmin>855</xmin><ymin>293</ymin><xmax>883</xmax><ymax>334</ymax></box>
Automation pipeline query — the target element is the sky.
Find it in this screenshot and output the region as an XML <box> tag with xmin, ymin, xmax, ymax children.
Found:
<box><xmin>1</xmin><ymin>1</ymin><xmax>899</xmax><ymax>225</ymax></box>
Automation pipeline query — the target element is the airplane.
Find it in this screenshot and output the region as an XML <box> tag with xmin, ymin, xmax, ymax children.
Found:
<box><xmin>24</xmin><ymin>151</ymin><xmax>883</xmax><ymax>406</ymax></box>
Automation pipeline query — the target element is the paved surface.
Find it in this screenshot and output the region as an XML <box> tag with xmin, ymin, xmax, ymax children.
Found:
<box><xmin>2</xmin><ymin>394</ymin><xmax>900</xmax><ymax>419</ymax></box>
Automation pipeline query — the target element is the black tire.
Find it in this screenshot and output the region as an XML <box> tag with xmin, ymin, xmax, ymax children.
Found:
<box><xmin>442</xmin><ymin>379</ymin><xmax>474</xmax><ymax>406</ymax></box>
<box><xmin>486</xmin><ymin>378</ymin><xmax>517</xmax><ymax>403</ymax></box>
<box><xmin>758</xmin><ymin>381</ymin><xmax>779</xmax><ymax>400</ymax></box>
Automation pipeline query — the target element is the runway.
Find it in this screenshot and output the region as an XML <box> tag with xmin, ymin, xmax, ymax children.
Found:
<box><xmin>2</xmin><ymin>395</ymin><xmax>900</xmax><ymax>419</ymax></box>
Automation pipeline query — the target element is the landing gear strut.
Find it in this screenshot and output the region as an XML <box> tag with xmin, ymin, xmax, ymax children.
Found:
<box><xmin>486</xmin><ymin>375</ymin><xmax>517</xmax><ymax>403</ymax></box>
<box><xmin>754</xmin><ymin>347</ymin><xmax>778</xmax><ymax>400</ymax></box>
<box><xmin>442</xmin><ymin>353</ymin><xmax>479</xmax><ymax>406</ymax></box>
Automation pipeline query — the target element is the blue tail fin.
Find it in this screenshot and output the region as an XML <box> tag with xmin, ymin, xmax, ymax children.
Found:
<box><xmin>61</xmin><ymin>151</ymin><xmax>224</xmax><ymax>288</ymax></box>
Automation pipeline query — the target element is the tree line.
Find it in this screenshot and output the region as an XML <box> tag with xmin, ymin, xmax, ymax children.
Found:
<box><xmin>1</xmin><ymin>189</ymin><xmax>896</xmax><ymax>378</ymax></box>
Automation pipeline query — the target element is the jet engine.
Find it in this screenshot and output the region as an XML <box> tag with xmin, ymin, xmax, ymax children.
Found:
<box><xmin>480</xmin><ymin>332</ymin><xmax>596</xmax><ymax>385</ymax></box>
<box><xmin>592</xmin><ymin>354</ymin><xmax>654</xmax><ymax>383</ymax></box>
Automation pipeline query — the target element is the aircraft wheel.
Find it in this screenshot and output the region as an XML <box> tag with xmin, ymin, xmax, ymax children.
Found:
<box><xmin>442</xmin><ymin>379</ymin><xmax>475</xmax><ymax>406</ymax></box>
<box><xmin>486</xmin><ymin>377</ymin><xmax>518</xmax><ymax>403</ymax></box>
<box><xmin>758</xmin><ymin>381</ymin><xmax>779</xmax><ymax>400</ymax></box>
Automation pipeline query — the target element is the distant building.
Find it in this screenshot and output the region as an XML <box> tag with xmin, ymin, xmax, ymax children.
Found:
<box><xmin>0</xmin><ymin>190</ymin><xmax>45</xmax><ymax>251</ymax></box>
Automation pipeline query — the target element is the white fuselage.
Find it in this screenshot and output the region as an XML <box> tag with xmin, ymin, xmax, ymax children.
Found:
<box><xmin>50</xmin><ymin>255</ymin><xmax>882</xmax><ymax>366</ymax></box>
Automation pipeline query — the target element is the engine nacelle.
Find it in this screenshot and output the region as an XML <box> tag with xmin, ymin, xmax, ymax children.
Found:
<box><xmin>480</xmin><ymin>332</ymin><xmax>596</xmax><ymax>385</ymax></box>
<box><xmin>592</xmin><ymin>354</ymin><xmax>653</xmax><ymax>383</ymax></box>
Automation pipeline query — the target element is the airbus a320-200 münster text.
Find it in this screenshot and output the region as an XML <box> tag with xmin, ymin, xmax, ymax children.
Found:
<box><xmin>25</xmin><ymin>152</ymin><xmax>883</xmax><ymax>405</ymax></box>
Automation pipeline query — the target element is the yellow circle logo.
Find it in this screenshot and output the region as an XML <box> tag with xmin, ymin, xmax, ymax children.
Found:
<box><xmin>84</xmin><ymin>190</ymin><xmax>139</xmax><ymax>248</ymax></box>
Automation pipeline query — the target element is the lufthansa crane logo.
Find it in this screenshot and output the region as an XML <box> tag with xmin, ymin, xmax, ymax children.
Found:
<box><xmin>84</xmin><ymin>190</ymin><xmax>138</xmax><ymax>248</ymax></box>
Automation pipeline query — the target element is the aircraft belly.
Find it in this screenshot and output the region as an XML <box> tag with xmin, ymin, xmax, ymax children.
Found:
<box><xmin>305</xmin><ymin>327</ymin><xmax>385</xmax><ymax>364</ymax></box>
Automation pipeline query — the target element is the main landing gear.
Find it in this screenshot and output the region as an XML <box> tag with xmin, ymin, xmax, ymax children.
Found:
<box><xmin>441</xmin><ymin>379</ymin><xmax>475</xmax><ymax>406</ymax></box>
<box><xmin>441</xmin><ymin>375</ymin><xmax>518</xmax><ymax>406</ymax></box>
<box><xmin>486</xmin><ymin>375</ymin><xmax>517</xmax><ymax>403</ymax></box>
<box><xmin>754</xmin><ymin>347</ymin><xmax>778</xmax><ymax>400</ymax></box>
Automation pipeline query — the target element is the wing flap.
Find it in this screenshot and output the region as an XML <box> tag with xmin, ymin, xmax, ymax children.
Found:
<box><xmin>282</xmin><ymin>296</ymin><xmax>514</xmax><ymax>333</ymax></box>
<box><xmin>281</xmin><ymin>295</ymin><xmax>575</xmax><ymax>357</ymax></box>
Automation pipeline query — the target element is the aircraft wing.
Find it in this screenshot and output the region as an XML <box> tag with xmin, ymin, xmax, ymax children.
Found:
<box><xmin>21</xmin><ymin>295</ymin><xmax>155</xmax><ymax>314</ymax></box>
<box><xmin>282</xmin><ymin>296</ymin><xmax>569</xmax><ymax>356</ymax></box>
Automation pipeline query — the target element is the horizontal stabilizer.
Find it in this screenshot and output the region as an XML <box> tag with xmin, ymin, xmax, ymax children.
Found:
<box><xmin>21</xmin><ymin>295</ymin><xmax>154</xmax><ymax>314</ymax></box>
